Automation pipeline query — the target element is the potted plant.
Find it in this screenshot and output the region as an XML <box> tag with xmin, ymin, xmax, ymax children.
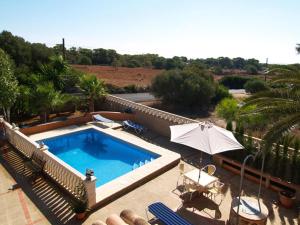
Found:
<box><xmin>279</xmin><ymin>190</ymin><xmax>296</xmax><ymax>208</ymax></box>
<box><xmin>73</xmin><ymin>199</ymin><xmax>88</xmax><ymax>220</ymax></box>
<box><xmin>73</xmin><ymin>182</ymin><xmax>88</xmax><ymax>220</ymax></box>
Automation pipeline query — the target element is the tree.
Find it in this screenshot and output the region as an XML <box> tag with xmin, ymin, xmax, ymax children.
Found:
<box><xmin>31</xmin><ymin>82</ymin><xmax>68</xmax><ymax>122</ymax></box>
<box><xmin>78</xmin><ymin>55</ymin><xmax>92</xmax><ymax>65</ymax></box>
<box><xmin>233</xmin><ymin>57</ymin><xmax>246</xmax><ymax>69</ymax></box>
<box><xmin>212</xmin><ymin>84</ymin><xmax>232</xmax><ymax>104</ymax></box>
<box><xmin>0</xmin><ymin>49</ymin><xmax>19</xmax><ymax>122</ymax></box>
<box><xmin>217</xmin><ymin>57</ymin><xmax>233</xmax><ymax>69</ymax></box>
<box><xmin>240</xmin><ymin>68</ymin><xmax>300</xmax><ymax>148</ymax></box>
<box><xmin>40</xmin><ymin>55</ymin><xmax>69</xmax><ymax>90</ymax></box>
<box><xmin>244</xmin><ymin>79</ymin><xmax>269</xmax><ymax>93</ymax></box>
<box><xmin>219</xmin><ymin>76</ymin><xmax>251</xmax><ymax>89</ymax></box>
<box><xmin>111</xmin><ymin>58</ymin><xmax>121</xmax><ymax>70</ymax></box>
<box><xmin>151</xmin><ymin>69</ymin><xmax>215</xmax><ymax>108</ymax></box>
<box><xmin>31</xmin><ymin>43</ymin><xmax>53</xmax><ymax>69</ymax></box>
<box><xmin>0</xmin><ymin>31</ymin><xmax>32</xmax><ymax>67</ymax></box>
<box><xmin>153</xmin><ymin>57</ymin><xmax>165</xmax><ymax>69</ymax></box>
<box><xmin>216</xmin><ymin>98</ymin><xmax>238</xmax><ymax>123</ymax></box>
<box><xmin>245</xmin><ymin>65</ymin><xmax>258</xmax><ymax>75</ymax></box>
<box><xmin>80</xmin><ymin>75</ymin><xmax>106</xmax><ymax>112</ymax></box>
<box><xmin>164</xmin><ymin>58</ymin><xmax>177</xmax><ymax>70</ymax></box>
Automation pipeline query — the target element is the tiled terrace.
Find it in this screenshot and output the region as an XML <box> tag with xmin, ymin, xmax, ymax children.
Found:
<box><xmin>0</xmin><ymin>128</ymin><xmax>299</xmax><ymax>225</ymax></box>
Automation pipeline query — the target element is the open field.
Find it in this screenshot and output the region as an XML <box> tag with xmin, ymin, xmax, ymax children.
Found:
<box><xmin>73</xmin><ymin>65</ymin><xmax>164</xmax><ymax>87</ymax></box>
<box><xmin>73</xmin><ymin>65</ymin><xmax>266</xmax><ymax>88</ymax></box>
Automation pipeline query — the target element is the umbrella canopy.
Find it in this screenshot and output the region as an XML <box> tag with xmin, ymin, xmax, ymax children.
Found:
<box><xmin>170</xmin><ymin>122</ymin><xmax>244</xmax><ymax>155</ymax></box>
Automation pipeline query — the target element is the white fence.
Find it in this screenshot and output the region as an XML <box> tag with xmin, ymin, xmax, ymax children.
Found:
<box><xmin>2</xmin><ymin>119</ymin><xmax>95</xmax><ymax>206</ymax></box>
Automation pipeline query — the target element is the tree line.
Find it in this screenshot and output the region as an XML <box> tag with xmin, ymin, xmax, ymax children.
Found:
<box><xmin>0</xmin><ymin>30</ymin><xmax>263</xmax><ymax>73</ymax></box>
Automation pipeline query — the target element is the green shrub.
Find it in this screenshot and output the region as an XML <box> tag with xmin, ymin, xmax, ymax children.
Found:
<box><xmin>78</xmin><ymin>56</ymin><xmax>92</xmax><ymax>65</ymax></box>
<box><xmin>124</xmin><ymin>84</ymin><xmax>138</xmax><ymax>93</ymax></box>
<box><xmin>219</xmin><ymin>76</ymin><xmax>251</xmax><ymax>89</ymax></box>
<box><xmin>245</xmin><ymin>65</ymin><xmax>258</xmax><ymax>75</ymax></box>
<box><xmin>226</xmin><ymin>120</ymin><xmax>233</xmax><ymax>131</ymax></box>
<box><xmin>237</xmin><ymin>105</ymin><xmax>268</xmax><ymax>130</ymax></box>
<box><xmin>151</xmin><ymin>69</ymin><xmax>215</xmax><ymax>108</ymax></box>
<box><xmin>212</xmin><ymin>84</ymin><xmax>232</xmax><ymax>104</ymax></box>
<box><xmin>216</xmin><ymin>98</ymin><xmax>238</xmax><ymax>122</ymax></box>
<box><xmin>244</xmin><ymin>79</ymin><xmax>269</xmax><ymax>93</ymax></box>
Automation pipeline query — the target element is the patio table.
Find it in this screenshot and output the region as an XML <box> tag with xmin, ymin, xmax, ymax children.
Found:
<box><xmin>183</xmin><ymin>169</ymin><xmax>218</xmax><ymax>190</ymax></box>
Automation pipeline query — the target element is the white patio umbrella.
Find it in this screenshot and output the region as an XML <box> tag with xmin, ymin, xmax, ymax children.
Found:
<box><xmin>170</xmin><ymin>121</ymin><xmax>244</xmax><ymax>168</ymax></box>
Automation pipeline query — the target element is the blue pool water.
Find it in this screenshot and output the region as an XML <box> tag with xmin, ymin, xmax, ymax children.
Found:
<box><xmin>41</xmin><ymin>128</ymin><xmax>159</xmax><ymax>187</ymax></box>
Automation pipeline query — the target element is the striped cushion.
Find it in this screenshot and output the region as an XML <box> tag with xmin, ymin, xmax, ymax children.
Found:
<box><xmin>148</xmin><ymin>202</ymin><xmax>192</xmax><ymax>225</ymax></box>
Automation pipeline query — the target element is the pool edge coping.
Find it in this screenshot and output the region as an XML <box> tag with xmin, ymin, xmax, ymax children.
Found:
<box><xmin>29</xmin><ymin>124</ymin><xmax>181</xmax><ymax>207</ymax></box>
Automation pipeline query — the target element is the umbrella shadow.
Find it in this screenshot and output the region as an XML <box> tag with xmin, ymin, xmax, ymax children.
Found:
<box><xmin>176</xmin><ymin>195</ymin><xmax>226</xmax><ymax>225</ymax></box>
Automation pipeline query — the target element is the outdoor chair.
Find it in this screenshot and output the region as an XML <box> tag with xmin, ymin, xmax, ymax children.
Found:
<box><xmin>176</xmin><ymin>162</ymin><xmax>185</xmax><ymax>189</ymax></box>
<box><xmin>183</xmin><ymin>182</ymin><xmax>199</xmax><ymax>202</ymax></box>
<box><xmin>123</xmin><ymin>120</ymin><xmax>145</xmax><ymax>134</ymax></box>
<box><xmin>93</xmin><ymin>114</ymin><xmax>114</xmax><ymax>123</ymax></box>
<box><xmin>147</xmin><ymin>202</ymin><xmax>192</xmax><ymax>225</ymax></box>
<box><xmin>207</xmin><ymin>181</ymin><xmax>225</xmax><ymax>202</ymax></box>
<box><xmin>23</xmin><ymin>151</ymin><xmax>46</xmax><ymax>182</ymax></box>
<box><xmin>202</xmin><ymin>164</ymin><xmax>216</xmax><ymax>176</ymax></box>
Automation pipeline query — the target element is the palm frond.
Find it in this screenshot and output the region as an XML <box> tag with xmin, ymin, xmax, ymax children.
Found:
<box><xmin>263</xmin><ymin>113</ymin><xmax>300</xmax><ymax>148</ymax></box>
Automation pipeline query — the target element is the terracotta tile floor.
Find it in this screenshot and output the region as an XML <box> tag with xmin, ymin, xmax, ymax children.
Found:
<box><xmin>0</xmin><ymin>129</ymin><xmax>299</xmax><ymax>225</ymax></box>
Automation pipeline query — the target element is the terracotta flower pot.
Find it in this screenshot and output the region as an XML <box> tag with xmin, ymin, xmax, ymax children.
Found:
<box><xmin>279</xmin><ymin>190</ymin><xmax>296</xmax><ymax>208</ymax></box>
<box><xmin>76</xmin><ymin>212</ymin><xmax>86</xmax><ymax>220</ymax></box>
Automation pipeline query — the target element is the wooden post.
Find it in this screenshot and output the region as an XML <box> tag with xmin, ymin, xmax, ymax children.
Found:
<box><xmin>62</xmin><ymin>38</ymin><xmax>66</xmax><ymax>60</ymax></box>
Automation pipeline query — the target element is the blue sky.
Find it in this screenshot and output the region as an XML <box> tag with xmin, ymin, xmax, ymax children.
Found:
<box><xmin>0</xmin><ymin>0</ymin><xmax>299</xmax><ymax>64</ymax></box>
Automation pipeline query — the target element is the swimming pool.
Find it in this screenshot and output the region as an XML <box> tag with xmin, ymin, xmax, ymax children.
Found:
<box><xmin>41</xmin><ymin>128</ymin><xmax>160</xmax><ymax>187</ymax></box>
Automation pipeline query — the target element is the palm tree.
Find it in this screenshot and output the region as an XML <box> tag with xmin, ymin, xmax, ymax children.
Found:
<box><xmin>32</xmin><ymin>82</ymin><xmax>70</xmax><ymax>122</ymax></box>
<box><xmin>239</xmin><ymin>68</ymin><xmax>300</xmax><ymax>148</ymax></box>
<box><xmin>40</xmin><ymin>55</ymin><xmax>69</xmax><ymax>90</ymax></box>
<box><xmin>80</xmin><ymin>75</ymin><xmax>106</xmax><ymax>112</ymax></box>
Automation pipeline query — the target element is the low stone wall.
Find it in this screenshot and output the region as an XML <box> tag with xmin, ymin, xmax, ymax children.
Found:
<box><xmin>104</xmin><ymin>95</ymin><xmax>197</xmax><ymax>137</ymax></box>
<box><xmin>104</xmin><ymin>95</ymin><xmax>296</xmax><ymax>158</ymax></box>
<box><xmin>20</xmin><ymin>112</ymin><xmax>134</xmax><ymax>135</ymax></box>
<box><xmin>214</xmin><ymin>154</ymin><xmax>300</xmax><ymax>200</ymax></box>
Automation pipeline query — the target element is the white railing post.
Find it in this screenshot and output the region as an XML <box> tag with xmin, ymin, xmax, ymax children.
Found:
<box><xmin>84</xmin><ymin>176</ymin><xmax>97</xmax><ymax>208</ymax></box>
<box><xmin>11</xmin><ymin>123</ymin><xmax>19</xmax><ymax>146</ymax></box>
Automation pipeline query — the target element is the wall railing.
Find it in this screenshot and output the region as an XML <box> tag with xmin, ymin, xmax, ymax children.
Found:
<box><xmin>106</xmin><ymin>94</ymin><xmax>295</xmax><ymax>157</ymax></box>
<box><xmin>2</xmin><ymin>119</ymin><xmax>96</xmax><ymax>207</ymax></box>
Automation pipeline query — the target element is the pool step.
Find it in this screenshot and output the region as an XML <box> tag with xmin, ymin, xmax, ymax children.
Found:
<box><xmin>132</xmin><ymin>158</ymin><xmax>155</xmax><ymax>170</ymax></box>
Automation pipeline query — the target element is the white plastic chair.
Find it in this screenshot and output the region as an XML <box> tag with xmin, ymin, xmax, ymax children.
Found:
<box><xmin>176</xmin><ymin>162</ymin><xmax>185</xmax><ymax>189</ymax></box>
<box><xmin>202</xmin><ymin>164</ymin><xmax>216</xmax><ymax>176</ymax></box>
<box><xmin>207</xmin><ymin>181</ymin><xmax>225</xmax><ymax>202</ymax></box>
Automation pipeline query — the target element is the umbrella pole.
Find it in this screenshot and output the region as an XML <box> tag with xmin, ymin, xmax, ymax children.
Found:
<box><xmin>198</xmin><ymin>152</ymin><xmax>203</xmax><ymax>182</ymax></box>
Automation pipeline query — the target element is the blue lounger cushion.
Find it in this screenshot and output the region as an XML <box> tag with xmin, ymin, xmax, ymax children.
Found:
<box><xmin>123</xmin><ymin>120</ymin><xmax>144</xmax><ymax>133</ymax></box>
<box><xmin>148</xmin><ymin>202</ymin><xmax>193</xmax><ymax>225</ymax></box>
<box><xmin>93</xmin><ymin>114</ymin><xmax>114</xmax><ymax>123</ymax></box>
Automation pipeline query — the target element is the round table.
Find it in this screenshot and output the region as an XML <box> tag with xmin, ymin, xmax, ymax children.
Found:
<box><xmin>229</xmin><ymin>196</ymin><xmax>268</xmax><ymax>225</ymax></box>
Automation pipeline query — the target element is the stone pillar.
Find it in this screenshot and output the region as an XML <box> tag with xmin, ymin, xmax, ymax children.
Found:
<box><xmin>84</xmin><ymin>176</ymin><xmax>97</xmax><ymax>208</ymax></box>
<box><xmin>11</xmin><ymin>124</ymin><xmax>19</xmax><ymax>146</ymax></box>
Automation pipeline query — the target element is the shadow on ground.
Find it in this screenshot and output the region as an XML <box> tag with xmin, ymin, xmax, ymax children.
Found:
<box><xmin>0</xmin><ymin>145</ymin><xmax>85</xmax><ymax>225</ymax></box>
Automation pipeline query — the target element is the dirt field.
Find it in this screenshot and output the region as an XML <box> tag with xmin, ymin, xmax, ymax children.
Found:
<box><xmin>72</xmin><ymin>65</ymin><xmax>164</xmax><ymax>87</ymax></box>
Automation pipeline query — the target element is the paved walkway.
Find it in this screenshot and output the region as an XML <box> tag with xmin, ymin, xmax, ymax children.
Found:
<box><xmin>0</xmin><ymin>129</ymin><xmax>299</xmax><ymax>225</ymax></box>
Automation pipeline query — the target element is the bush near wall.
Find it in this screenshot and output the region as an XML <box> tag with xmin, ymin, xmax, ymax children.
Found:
<box><xmin>219</xmin><ymin>76</ymin><xmax>251</xmax><ymax>89</ymax></box>
<box><xmin>222</xmin><ymin>132</ymin><xmax>300</xmax><ymax>185</ymax></box>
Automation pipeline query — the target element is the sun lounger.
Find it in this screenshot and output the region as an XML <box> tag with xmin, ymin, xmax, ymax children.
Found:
<box><xmin>148</xmin><ymin>202</ymin><xmax>192</xmax><ymax>225</ymax></box>
<box><xmin>123</xmin><ymin>120</ymin><xmax>145</xmax><ymax>134</ymax></box>
<box><xmin>93</xmin><ymin>114</ymin><xmax>114</xmax><ymax>123</ymax></box>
